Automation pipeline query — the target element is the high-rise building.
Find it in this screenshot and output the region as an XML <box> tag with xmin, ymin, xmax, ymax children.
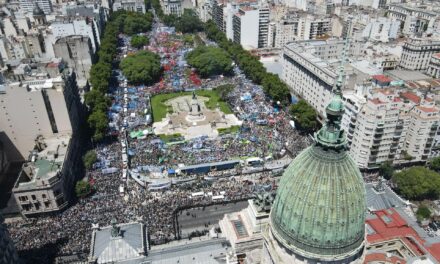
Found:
<box><xmin>348</xmin><ymin>90</ymin><xmax>404</xmax><ymax>168</ymax></box>
<box><xmin>346</xmin><ymin>87</ymin><xmax>440</xmax><ymax>169</ymax></box>
<box><xmin>258</xmin><ymin>6</ymin><xmax>270</xmax><ymax>48</ymax></box>
<box><xmin>233</xmin><ymin>7</ymin><xmax>260</xmax><ymax>49</ymax></box>
<box><xmin>262</xmin><ymin>72</ymin><xmax>366</xmax><ymax>263</ymax></box>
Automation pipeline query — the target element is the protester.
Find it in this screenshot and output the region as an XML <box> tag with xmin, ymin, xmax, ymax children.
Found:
<box><xmin>7</xmin><ymin>22</ymin><xmax>309</xmax><ymax>261</ymax></box>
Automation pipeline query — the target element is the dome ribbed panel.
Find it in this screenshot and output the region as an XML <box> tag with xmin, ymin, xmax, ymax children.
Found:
<box><xmin>271</xmin><ymin>145</ymin><xmax>366</xmax><ymax>257</ymax></box>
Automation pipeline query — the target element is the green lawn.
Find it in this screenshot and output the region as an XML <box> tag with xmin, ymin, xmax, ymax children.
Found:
<box><xmin>151</xmin><ymin>88</ymin><xmax>233</xmax><ymax>122</ymax></box>
<box><xmin>158</xmin><ymin>133</ymin><xmax>183</xmax><ymax>142</ymax></box>
<box><xmin>217</xmin><ymin>125</ymin><xmax>240</xmax><ymax>135</ymax></box>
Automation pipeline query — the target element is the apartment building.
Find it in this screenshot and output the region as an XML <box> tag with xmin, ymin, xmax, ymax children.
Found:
<box><xmin>387</xmin><ymin>4</ymin><xmax>438</xmax><ymax>35</ymax></box>
<box><xmin>112</xmin><ymin>0</ymin><xmax>146</xmax><ymax>13</ymax></box>
<box><xmin>233</xmin><ymin>7</ymin><xmax>259</xmax><ymax>49</ymax></box>
<box><xmin>361</xmin><ymin>17</ymin><xmax>400</xmax><ymax>43</ymax></box>
<box><xmin>399</xmin><ymin>38</ymin><xmax>440</xmax><ymax>71</ymax></box>
<box><xmin>347</xmin><ymin>88</ymin><xmax>440</xmax><ymax>169</ymax></box>
<box><xmin>161</xmin><ymin>0</ymin><xmax>182</xmax><ymax>16</ymax></box>
<box><xmin>268</xmin><ymin>14</ymin><xmax>298</xmax><ymax>48</ymax></box>
<box><xmin>349</xmin><ymin>90</ymin><xmax>404</xmax><ymax>168</ymax></box>
<box><xmin>258</xmin><ymin>6</ymin><xmax>269</xmax><ymax>48</ymax></box>
<box><xmin>300</xmin><ymin>15</ymin><xmax>331</xmax><ymax>40</ymax></box>
<box><xmin>212</xmin><ymin>0</ymin><xmax>261</xmax><ymax>40</ymax></box>
<box><xmin>13</xmin><ymin>133</ymin><xmax>82</xmax><ymax>215</ymax></box>
<box><xmin>428</xmin><ymin>53</ymin><xmax>440</xmax><ymax>78</ymax></box>
<box><xmin>402</xmin><ymin>93</ymin><xmax>439</xmax><ymax>162</ymax></box>
<box><xmin>341</xmin><ymin>88</ymin><xmax>367</xmax><ymax>146</ymax></box>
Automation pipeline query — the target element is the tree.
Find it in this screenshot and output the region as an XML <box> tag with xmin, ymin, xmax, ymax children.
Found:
<box><xmin>163</xmin><ymin>14</ymin><xmax>178</xmax><ymax>27</ymax></box>
<box><xmin>289</xmin><ymin>100</ymin><xmax>318</xmax><ymax>132</ymax></box>
<box><xmin>429</xmin><ymin>157</ymin><xmax>440</xmax><ymax>172</ymax></box>
<box><xmin>131</xmin><ymin>35</ymin><xmax>149</xmax><ymax>49</ymax></box>
<box><xmin>75</xmin><ymin>180</ymin><xmax>91</xmax><ymax>198</ymax></box>
<box><xmin>262</xmin><ymin>73</ymin><xmax>290</xmax><ymax>105</ymax></box>
<box><xmin>83</xmin><ymin>150</ymin><xmax>98</xmax><ymax>170</ymax></box>
<box><xmin>416</xmin><ymin>205</ymin><xmax>431</xmax><ymax>221</ymax></box>
<box><xmin>123</xmin><ymin>12</ymin><xmax>153</xmax><ymax>35</ymax></box>
<box><xmin>88</xmin><ymin>110</ymin><xmax>108</xmax><ymax>141</ymax></box>
<box><xmin>120</xmin><ymin>50</ymin><xmax>162</xmax><ymax>85</ymax></box>
<box><xmin>183</xmin><ymin>34</ymin><xmax>194</xmax><ymax>46</ymax></box>
<box><xmin>89</xmin><ymin>62</ymin><xmax>112</xmax><ymax>93</ymax></box>
<box><xmin>392</xmin><ymin>166</ymin><xmax>440</xmax><ymax>200</ymax></box>
<box><xmin>379</xmin><ymin>161</ymin><xmax>394</xmax><ymax>180</ymax></box>
<box><xmin>186</xmin><ymin>46</ymin><xmax>233</xmax><ymax>77</ymax></box>
<box><xmin>85</xmin><ymin>90</ymin><xmax>110</xmax><ymax>112</ymax></box>
<box><xmin>216</xmin><ymin>84</ymin><xmax>234</xmax><ymax>100</ymax></box>
<box><xmin>175</xmin><ymin>9</ymin><xmax>203</xmax><ymax>33</ymax></box>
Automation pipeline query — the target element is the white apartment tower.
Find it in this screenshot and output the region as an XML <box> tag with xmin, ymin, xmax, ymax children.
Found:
<box><xmin>348</xmin><ymin>90</ymin><xmax>440</xmax><ymax>169</ymax></box>
<box><xmin>233</xmin><ymin>7</ymin><xmax>260</xmax><ymax>49</ymax></box>
<box><xmin>349</xmin><ymin>90</ymin><xmax>404</xmax><ymax>168</ymax></box>
<box><xmin>258</xmin><ymin>6</ymin><xmax>269</xmax><ymax>48</ymax></box>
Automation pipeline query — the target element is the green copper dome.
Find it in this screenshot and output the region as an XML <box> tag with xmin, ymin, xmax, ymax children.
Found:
<box><xmin>270</xmin><ymin>145</ymin><xmax>366</xmax><ymax>259</ymax></box>
<box><xmin>269</xmin><ymin>81</ymin><xmax>366</xmax><ymax>261</ymax></box>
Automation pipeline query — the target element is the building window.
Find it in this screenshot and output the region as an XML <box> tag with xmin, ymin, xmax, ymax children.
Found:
<box><xmin>31</xmin><ymin>195</ymin><xmax>36</xmax><ymax>200</ymax></box>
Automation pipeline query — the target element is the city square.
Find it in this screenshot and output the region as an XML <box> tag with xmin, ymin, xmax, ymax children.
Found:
<box><xmin>2</xmin><ymin>0</ymin><xmax>440</xmax><ymax>263</ymax></box>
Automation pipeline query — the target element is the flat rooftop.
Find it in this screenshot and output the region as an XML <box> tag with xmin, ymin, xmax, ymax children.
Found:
<box><xmin>14</xmin><ymin>134</ymin><xmax>71</xmax><ymax>191</ymax></box>
<box><xmin>147</xmin><ymin>238</ymin><xmax>229</xmax><ymax>264</ymax></box>
<box><xmin>386</xmin><ymin>70</ymin><xmax>431</xmax><ymax>81</ymax></box>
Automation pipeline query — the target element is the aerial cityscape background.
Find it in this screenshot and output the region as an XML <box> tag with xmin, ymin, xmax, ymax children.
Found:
<box><xmin>1</xmin><ymin>0</ymin><xmax>440</xmax><ymax>263</ymax></box>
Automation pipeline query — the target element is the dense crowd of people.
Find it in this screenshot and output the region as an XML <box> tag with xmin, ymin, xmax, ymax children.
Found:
<box><xmin>6</xmin><ymin>18</ymin><xmax>308</xmax><ymax>262</ymax></box>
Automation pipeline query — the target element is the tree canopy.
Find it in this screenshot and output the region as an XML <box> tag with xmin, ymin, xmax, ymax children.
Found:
<box><xmin>289</xmin><ymin>100</ymin><xmax>318</xmax><ymax>132</ymax></box>
<box><xmin>186</xmin><ymin>46</ymin><xmax>233</xmax><ymax>77</ymax></box>
<box><xmin>204</xmin><ymin>20</ymin><xmax>295</xmax><ymax>106</ymax></box>
<box><xmin>83</xmin><ymin>150</ymin><xmax>97</xmax><ymax>170</ymax></box>
<box><xmin>216</xmin><ymin>84</ymin><xmax>234</xmax><ymax>101</ymax></box>
<box><xmin>120</xmin><ymin>50</ymin><xmax>162</xmax><ymax>85</ymax></box>
<box><xmin>75</xmin><ymin>180</ymin><xmax>92</xmax><ymax>198</ymax></box>
<box><xmin>379</xmin><ymin>161</ymin><xmax>394</xmax><ymax>180</ymax></box>
<box><xmin>131</xmin><ymin>35</ymin><xmax>149</xmax><ymax>49</ymax></box>
<box><xmin>175</xmin><ymin>9</ymin><xmax>203</xmax><ymax>33</ymax></box>
<box><xmin>392</xmin><ymin>166</ymin><xmax>440</xmax><ymax>200</ymax></box>
<box><xmin>429</xmin><ymin>156</ymin><xmax>440</xmax><ymax>172</ymax></box>
<box><xmin>88</xmin><ymin>110</ymin><xmax>108</xmax><ymax>141</ymax></box>
<box><xmin>416</xmin><ymin>205</ymin><xmax>431</xmax><ymax>221</ymax></box>
<box><xmin>85</xmin><ymin>10</ymin><xmax>154</xmax><ymax>141</ymax></box>
<box><xmin>113</xmin><ymin>11</ymin><xmax>153</xmax><ymax>36</ymax></box>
